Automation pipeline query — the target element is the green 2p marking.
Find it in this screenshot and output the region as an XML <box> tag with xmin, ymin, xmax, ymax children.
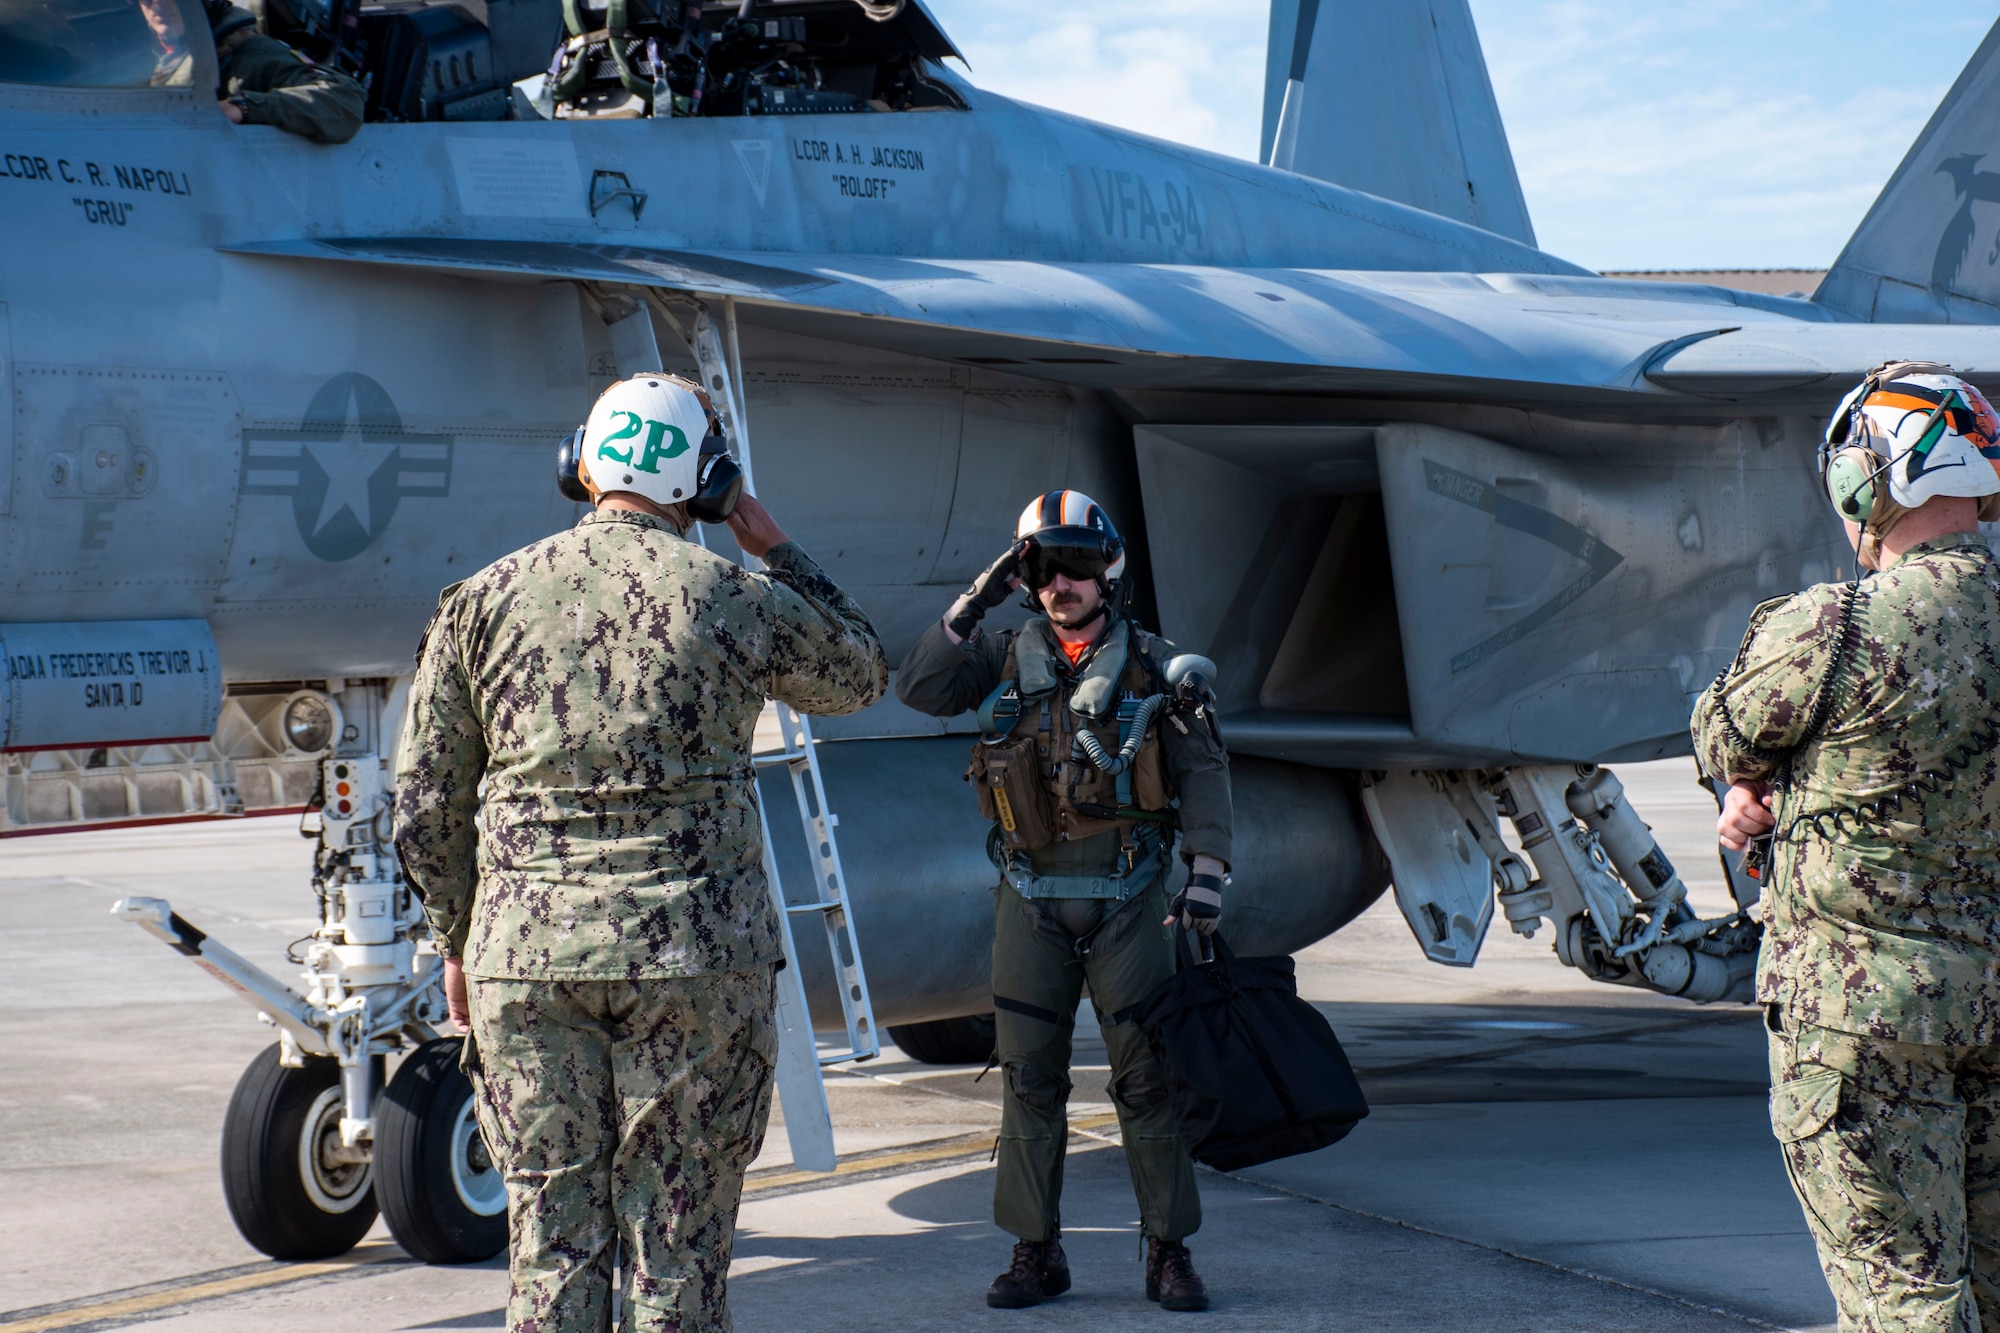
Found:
<box><xmin>596</xmin><ymin>411</ymin><xmax>690</xmax><ymax>473</ymax></box>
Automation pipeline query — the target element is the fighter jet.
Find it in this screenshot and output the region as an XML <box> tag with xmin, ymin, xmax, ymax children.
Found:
<box><xmin>6</xmin><ymin>0</ymin><xmax>2000</xmax><ymax>1267</ymax></box>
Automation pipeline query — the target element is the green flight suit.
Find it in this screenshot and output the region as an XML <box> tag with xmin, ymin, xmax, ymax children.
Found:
<box><xmin>211</xmin><ymin>10</ymin><xmax>364</xmax><ymax>144</ymax></box>
<box><xmin>898</xmin><ymin>613</ymin><xmax>1232</xmax><ymax>1245</ymax></box>
<box><xmin>1692</xmin><ymin>533</ymin><xmax>2000</xmax><ymax>1331</ymax></box>
<box><xmin>396</xmin><ymin>510</ymin><xmax>888</xmax><ymax>1333</ymax></box>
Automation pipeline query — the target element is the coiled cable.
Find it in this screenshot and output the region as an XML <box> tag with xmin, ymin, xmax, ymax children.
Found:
<box><xmin>1781</xmin><ymin>714</ymin><xmax>2000</xmax><ymax>842</ymax></box>
<box><xmin>1072</xmin><ymin>694</ymin><xmax>1165</xmax><ymax>776</ymax></box>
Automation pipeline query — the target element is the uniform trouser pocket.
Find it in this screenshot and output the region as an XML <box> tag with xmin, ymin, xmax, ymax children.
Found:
<box><xmin>1770</xmin><ymin>1023</ymin><xmax>1973</xmax><ymax>1332</ymax></box>
<box><xmin>991</xmin><ymin>885</ymin><xmax>1084</xmax><ymax>1242</ymax></box>
<box><xmin>470</xmin><ymin>972</ymin><xmax>778</xmax><ymax>1333</ymax></box>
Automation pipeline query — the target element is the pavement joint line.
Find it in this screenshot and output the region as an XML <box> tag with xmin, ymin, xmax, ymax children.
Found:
<box><xmin>745</xmin><ymin>1111</ymin><xmax>1122</xmax><ymax>1196</ymax></box>
<box><xmin>0</xmin><ymin>1243</ymin><xmax>415</xmax><ymax>1333</ymax></box>
<box><xmin>1358</xmin><ymin>1010</ymin><xmax>1740</xmax><ymax>1079</ymax></box>
<box><xmin>0</xmin><ymin>1114</ymin><xmax>1126</xmax><ymax>1331</ymax></box>
<box><xmin>1211</xmin><ymin>1168</ymin><xmax>1796</xmax><ymax>1332</ymax></box>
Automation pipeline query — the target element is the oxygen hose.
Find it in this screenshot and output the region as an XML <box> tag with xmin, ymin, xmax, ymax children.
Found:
<box><xmin>1072</xmin><ymin>694</ymin><xmax>1166</xmax><ymax>776</ymax></box>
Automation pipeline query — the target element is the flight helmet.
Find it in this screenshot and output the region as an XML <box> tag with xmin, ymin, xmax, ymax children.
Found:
<box><xmin>1014</xmin><ymin>489</ymin><xmax>1127</xmax><ymax>590</ymax></box>
<box><xmin>557</xmin><ymin>374</ymin><xmax>743</xmax><ymax>522</ymax></box>
<box><xmin>1820</xmin><ymin>361</ymin><xmax>2000</xmax><ymax>523</ymax></box>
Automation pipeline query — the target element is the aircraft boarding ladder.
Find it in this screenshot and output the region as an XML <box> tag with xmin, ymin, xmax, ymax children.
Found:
<box><xmin>642</xmin><ymin>292</ymin><xmax>880</xmax><ymax>1174</ymax></box>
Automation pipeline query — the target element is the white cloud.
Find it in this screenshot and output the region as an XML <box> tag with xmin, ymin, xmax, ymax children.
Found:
<box><xmin>925</xmin><ymin>0</ymin><xmax>1266</xmax><ymax>157</ymax></box>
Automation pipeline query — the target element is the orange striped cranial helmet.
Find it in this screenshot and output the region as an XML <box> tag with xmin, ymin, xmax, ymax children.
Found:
<box><xmin>1014</xmin><ymin>489</ymin><xmax>1127</xmax><ymax>589</ymax></box>
<box><xmin>1821</xmin><ymin>361</ymin><xmax>2000</xmax><ymax>521</ymax></box>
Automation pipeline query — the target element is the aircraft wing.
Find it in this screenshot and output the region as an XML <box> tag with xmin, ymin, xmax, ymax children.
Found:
<box><xmin>230</xmin><ymin>237</ymin><xmax>2000</xmax><ymax>409</ymax></box>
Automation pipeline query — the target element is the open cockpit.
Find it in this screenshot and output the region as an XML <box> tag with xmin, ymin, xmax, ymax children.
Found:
<box><xmin>0</xmin><ymin>0</ymin><xmax>965</xmax><ymax>121</ymax></box>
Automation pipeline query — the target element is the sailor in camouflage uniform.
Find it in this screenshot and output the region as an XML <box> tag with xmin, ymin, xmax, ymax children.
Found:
<box><xmin>1693</xmin><ymin>362</ymin><xmax>2000</xmax><ymax>1331</ymax></box>
<box><xmin>899</xmin><ymin>491</ymin><xmax>1232</xmax><ymax>1314</ymax></box>
<box><xmin>395</xmin><ymin>375</ymin><xmax>887</xmax><ymax>1333</ymax></box>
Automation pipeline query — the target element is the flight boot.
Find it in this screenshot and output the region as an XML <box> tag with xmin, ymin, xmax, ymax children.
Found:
<box><xmin>986</xmin><ymin>1235</ymin><xmax>1072</xmax><ymax>1308</ymax></box>
<box><xmin>1145</xmin><ymin>1237</ymin><xmax>1209</xmax><ymax>1312</ymax></box>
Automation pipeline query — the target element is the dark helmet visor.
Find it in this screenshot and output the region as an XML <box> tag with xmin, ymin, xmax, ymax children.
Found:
<box><xmin>1022</xmin><ymin>527</ymin><xmax>1117</xmax><ymax>588</ymax></box>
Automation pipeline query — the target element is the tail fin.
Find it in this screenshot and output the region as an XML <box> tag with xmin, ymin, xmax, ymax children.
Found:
<box><xmin>1817</xmin><ymin>16</ymin><xmax>2000</xmax><ymax>323</ymax></box>
<box><xmin>1259</xmin><ymin>0</ymin><xmax>1535</xmax><ymax>247</ymax></box>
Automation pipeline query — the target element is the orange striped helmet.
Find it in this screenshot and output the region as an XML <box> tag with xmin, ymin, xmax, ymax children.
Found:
<box><xmin>1014</xmin><ymin>490</ymin><xmax>1127</xmax><ymax>587</ymax></box>
<box><xmin>1821</xmin><ymin>361</ymin><xmax>2000</xmax><ymax>517</ymax></box>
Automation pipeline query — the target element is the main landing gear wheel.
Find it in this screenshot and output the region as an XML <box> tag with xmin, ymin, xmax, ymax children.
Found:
<box><xmin>221</xmin><ymin>1044</ymin><xmax>379</xmax><ymax>1260</ymax></box>
<box><xmin>376</xmin><ymin>1037</ymin><xmax>507</xmax><ymax>1264</ymax></box>
<box><xmin>887</xmin><ymin>1013</ymin><xmax>997</xmax><ymax>1065</ymax></box>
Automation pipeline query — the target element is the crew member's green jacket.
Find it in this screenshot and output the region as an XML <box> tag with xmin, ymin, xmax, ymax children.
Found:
<box><xmin>394</xmin><ymin>510</ymin><xmax>888</xmax><ymax>980</ymax></box>
<box><xmin>897</xmin><ymin>615</ymin><xmax>1232</xmax><ymax>874</ymax></box>
<box><xmin>1690</xmin><ymin>532</ymin><xmax>2000</xmax><ymax>1044</ymax></box>
<box><xmin>213</xmin><ymin>10</ymin><xmax>364</xmax><ymax>143</ymax></box>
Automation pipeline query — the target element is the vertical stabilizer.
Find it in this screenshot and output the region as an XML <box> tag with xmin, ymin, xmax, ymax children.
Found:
<box><xmin>1260</xmin><ymin>0</ymin><xmax>1535</xmax><ymax>247</ymax></box>
<box><xmin>1817</xmin><ymin>16</ymin><xmax>2000</xmax><ymax>323</ymax></box>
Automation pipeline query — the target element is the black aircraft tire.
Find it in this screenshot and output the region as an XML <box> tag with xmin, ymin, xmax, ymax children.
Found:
<box><xmin>220</xmin><ymin>1043</ymin><xmax>379</xmax><ymax>1261</ymax></box>
<box><xmin>887</xmin><ymin>1014</ymin><xmax>998</xmax><ymax>1065</ymax></box>
<box><xmin>375</xmin><ymin>1037</ymin><xmax>508</xmax><ymax>1265</ymax></box>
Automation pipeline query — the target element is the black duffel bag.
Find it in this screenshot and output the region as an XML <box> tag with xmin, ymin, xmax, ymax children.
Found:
<box><xmin>1122</xmin><ymin>929</ymin><xmax>1368</xmax><ymax>1172</ymax></box>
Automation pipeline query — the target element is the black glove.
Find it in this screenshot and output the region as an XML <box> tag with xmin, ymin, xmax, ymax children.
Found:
<box><xmin>945</xmin><ymin>541</ymin><xmax>1027</xmax><ymax>640</ymax></box>
<box><xmin>1169</xmin><ymin>872</ymin><xmax>1224</xmax><ymax>936</ymax></box>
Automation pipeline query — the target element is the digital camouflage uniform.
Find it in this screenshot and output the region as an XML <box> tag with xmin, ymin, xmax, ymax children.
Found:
<box><xmin>898</xmin><ymin>614</ymin><xmax>1232</xmax><ymax>1245</ymax></box>
<box><xmin>1692</xmin><ymin>532</ymin><xmax>2000</xmax><ymax>1332</ymax></box>
<box><xmin>395</xmin><ymin>509</ymin><xmax>887</xmax><ymax>1333</ymax></box>
<box><xmin>208</xmin><ymin>5</ymin><xmax>365</xmax><ymax>143</ymax></box>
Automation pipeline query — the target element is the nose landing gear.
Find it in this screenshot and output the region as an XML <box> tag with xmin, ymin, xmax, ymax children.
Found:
<box><xmin>117</xmin><ymin>683</ymin><xmax>508</xmax><ymax>1267</ymax></box>
<box><xmin>220</xmin><ymin>1045</ymin><xmax>381</xmax><ymax>1260</ymax></box>
<box><xmin>375</xmin><ymin>1036</ymin><xmax>508</xmax><ymax>1264</ymax></box>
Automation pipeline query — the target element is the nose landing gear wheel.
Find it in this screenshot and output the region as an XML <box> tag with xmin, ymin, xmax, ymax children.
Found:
<box><xmin>376</xmin><ymin>1037</ymin><xmax>508</xmax><ymax>1264</ymax></box>
<box><xmin>221</xmin><ymin>1044</ymin><xmax>379</xmax><ymax>1260</ymax></box>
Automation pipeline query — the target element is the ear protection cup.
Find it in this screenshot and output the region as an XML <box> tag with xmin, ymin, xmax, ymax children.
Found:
<box><xmin>556</xmin><ymin>427</ymin><xmax>590</xmax><ymax>503</ymax></box>
<box><xmin>686</xmin><ymin>428</ymin><xmax>744</xmax><ymax>524</ymax></box>
<box><xmin>1826</xmin><ymin>447</ymin><xmax>1877</xmax><ymax>523</ymax></box>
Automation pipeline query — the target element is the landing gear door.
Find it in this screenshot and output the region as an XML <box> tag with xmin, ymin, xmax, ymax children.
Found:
<box><xmin>1360</xmin><ymin>771</ymin><xmax>1496</xmax><ymax>966</ymax></box>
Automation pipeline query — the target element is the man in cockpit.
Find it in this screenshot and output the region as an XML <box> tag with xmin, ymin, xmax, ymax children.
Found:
<box><xmin>137</xmin><ymin>0</ymin><xmax>363</xmax><ymax>142</ymax></box>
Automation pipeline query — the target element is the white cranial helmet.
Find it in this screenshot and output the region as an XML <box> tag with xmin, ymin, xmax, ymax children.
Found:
<box><xmin>1821</xmin><ymin>362</ymin><xmax>2000</xmax><ymax>520</ymax></box>
<box><xmin>577</xmin><ymin>374</ymin><xmax>711</xmax><ymax>507</ymax></box>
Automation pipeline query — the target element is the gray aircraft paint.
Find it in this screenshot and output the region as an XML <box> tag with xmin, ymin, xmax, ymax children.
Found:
<box><xmin>1821</xmin><ymin>16</ymin><xmax>2000</xmax><ymax>322</ymax></box>
<box><xmin>8</xmin><ymin>0</ymin><xmax>2000</xmax><ymax>1022</ymax></box>
<box><xmin>1261</xmin><ymin>0</ymin><xmax>1535</xmax><ymax>246</ymax></box>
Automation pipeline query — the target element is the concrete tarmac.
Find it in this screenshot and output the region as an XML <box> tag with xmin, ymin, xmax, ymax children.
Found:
<box><xmin>0</xmin><ymin>758</ymin><xmax>1837</xmax><ymax>1331</ymax></box>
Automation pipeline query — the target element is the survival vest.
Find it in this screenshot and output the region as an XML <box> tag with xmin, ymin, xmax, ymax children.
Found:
<box><xmin>967</xmin><ymin>618</ymin><xmax>1175</xmax><ymax>859</ymax></box>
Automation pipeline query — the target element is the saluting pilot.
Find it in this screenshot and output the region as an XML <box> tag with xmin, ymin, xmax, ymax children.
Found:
<box><xmin>899</xmin><ymin>490</ymin><xmax>1233</xmax><ymax>1313</ymax></box>
<box><xmin>395</xmin><ymin>374</ymin><xmax>887</xmax><ymax>1332</ymax></box>
<box><xmin>1694</xmin><ymin>362</ymin><xmax>2000</xmax><ymax>1331</ymax></box>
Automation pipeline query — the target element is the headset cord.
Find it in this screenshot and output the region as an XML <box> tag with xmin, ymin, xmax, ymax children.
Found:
<box><xmin>1705</xmin><ymin>577</ymin><xmax>1866</xmax><ymax>782</ymax></box>
<box><xmin>1704</xmin><ymin>575</ymin><xmax>1865</xmax><ymax>878</ymax></box>
<box><xmin>1779</xmin><ymin>714</ymin><xmax>2000</xmax><ymax>843</ymax></box>
<box><xmin>1762</xmin><ymin>549</ymin><xmax>2000</xmax><ymax>844</ymax></box>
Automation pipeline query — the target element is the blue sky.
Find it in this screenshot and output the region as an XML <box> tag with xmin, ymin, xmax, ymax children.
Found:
<box><xmin>923</xmin><ymin>0</ymin><xmax>2000</xmax><ymax>272</ymax></box>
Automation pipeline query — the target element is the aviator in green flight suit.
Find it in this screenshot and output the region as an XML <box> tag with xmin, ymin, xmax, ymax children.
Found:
<box><xmin>898</xmin><ymin>490</ymin><xmax>1232</xmax><ymax>1313</ymax></box>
